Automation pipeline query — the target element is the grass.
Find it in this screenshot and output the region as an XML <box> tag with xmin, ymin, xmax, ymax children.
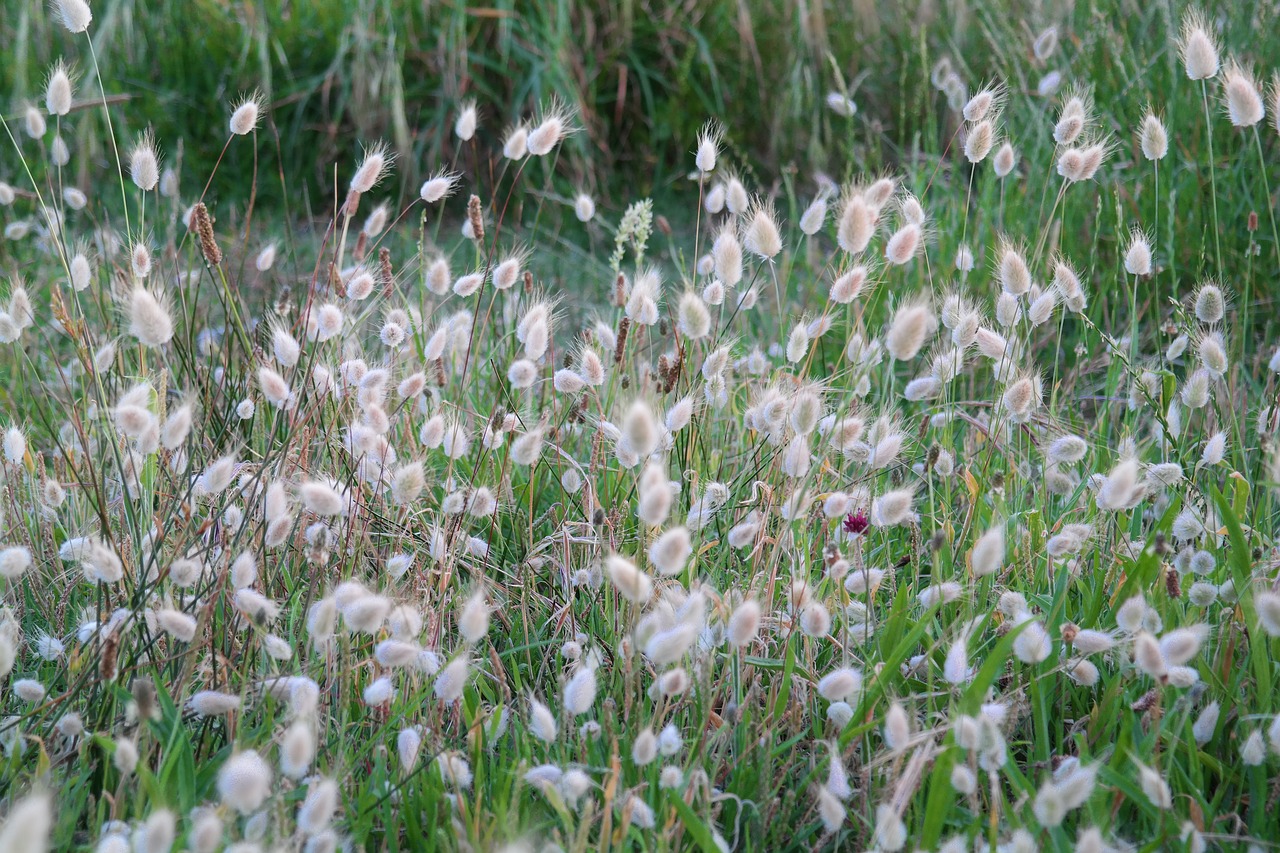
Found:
<box><xmin>1</xmin><ymin>0</ymin><xmax>1280</xmax><ymax>851</ymax></box>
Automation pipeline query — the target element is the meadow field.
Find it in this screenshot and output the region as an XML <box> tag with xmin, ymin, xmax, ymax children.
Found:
<box><xmin>2</xmin><ymin>0</ymin><xmax>1280</xmax><ymax>850</ymax></box>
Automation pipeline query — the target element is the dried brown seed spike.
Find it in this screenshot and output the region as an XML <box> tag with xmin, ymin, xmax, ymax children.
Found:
<box><xmin>379</xmin><ymin>247</ymin><xmax>394</xmax><ymax>297</ymax></box>
<box><xmin>614</xmin><ymin>318</ymin><xmax>630</xmax><ymax>364</ymax></box>
<box><xmin>192</xmin><ymin>202</ymin><xmax>222</xmax><ymax>266</ymax></box>
<box><xmin>1131</xmin><ymin>688</ymin><xmax>1159</xmax><ymax>712</ymax></box>
<box><xmin>467</xmin><ymin>195</ymin><xmax>485</xmax><ymax>243</ymax></box>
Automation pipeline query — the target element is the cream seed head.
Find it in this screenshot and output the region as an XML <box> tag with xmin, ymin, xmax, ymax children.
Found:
<box><xmin>229</xmin><ymin>92</ymin><xmax>265</xmax><ymax>135</ymax></box>
<box><xmin>23</xmin><ymin>103</ymin><xmax>46</xmax><ymax>139</ymax></box>
<box><xmin>503</xmin><ymin>124</ymin><xmax>529</xmax><ymax>160</ymax></box>
<box><xmin>1194</xmin><ymin>280</ymin><xmax>1226</xmax><ymax>323</ymax></box>
<box><xmin>829</xmin><ymin>264</ymin><xmax>870</xmax><ymax>304</ymax></box>
<box><xmin>695</xmin><ymin>120</ymin><xmax>721</xmax><ymax>173</ymax></box>
<box><xmin>885</xmin><ymin>300</ymin><xmax>937</xmax><ymax>361</ymax></box>
<box><xmin>963</xmin><ymin>119</ymin><xmax>995</xmax><ymax>163</ymax></box>
<box><xmin>962</xmin><ymin>84</ymin><xmax>1003</xmax><ymax>122</ymax></box>
<box><xmin>837</xmin><ymin>190</ymin><xmax>877</xmax><ymax>254</ymax></box>
<box><xmin>255</xmin><ymin>242</ymin><xmax>277</xmax><ymax>271</ymax></box>
<box><xmin>993</xmin><ymin>142</ymin><xmax>1017</xmax><ymax>177</ymax></box>
<box><xmin>1197</xmin><ymin>331</ymin><xmax>1228</xmax><ymax>377</ymax></box>
<box><xmin>1179</xmin><ymin>9</ymin><xmax>1220</xmax><ymax>81</ymax></box>
<box><xmin>51</xmin><ymin>135</ymin><xmax>71</xmax><ymax>167</ymax></box>
<box><xmin>712</xmin><ymin>227</ymin><xmax>743</xmax><ymax>286</ymax></box>
<box><xmin>217</xmin><ymin>750</ymin><xmax>273</xmax><ymax>814</ymax></box>
<box><xmin>527</xmin><ymin>101</ymin><xmax>575</xmax><ymax>156</ymax></box>
<box><xmin>54</xmin><ymin>0</ymin><xmax>93</xmax><ymax>32</ymax></box>
<box><xmin>1057</xmin><ymin>139</ymin><xmax>1109</xmax><ymax>182</ymax></box>
<box><xmin>817</xmin><ymin>666</ymin><xmax>862</xmax><ymax>701</ymax></box>
<box><xmin>46</xmin><ymin>60</ymin><xmax>74</xmax><ymax>116</ymax></box>
<box><xmin>677</xmin><ymin>290</ymin><xmax>711</xmax><ymax>339</ymax></box>
<box><xmin>130</xmin><ymin>131</ymin><xmax>161</xmax><ymax>191</ymax></box>
<box><xmin>799</xmin><ymin>195</ymin><xmax>828</xmax><ymax>235</ymax></box>
<box><xmin>825</xmin><ymin>91</ymin><xmax>857</xmax><ymax>117</ymax></box>
<box><xmin>884</xmin><ymin>222</ymin><xmax>922</xmax><ymax>265</ymax></box>
<box><xmin>66</xmin><ymin>251</ymin><xmax>92</xmax><ymax>292</ymax></box>
<box><xmin>605</xmin><ymin>553</ymin><xmax>652</xmax><ymax>603</ymax></box>
<box><xmin>1054</xmin><ymin>89</ymin><xmax>1092</xmax><ymax>144</ymax></box>
<box><xmin>704</xmin><ymin>181</ymin><xmax>726</xmax><ymax>213</ymax></box>
<box><xmin>420</xmin><ymin>169</ymin><xmax>461</xmax><ymax>203</ymax></box>
<box><xmin>997</xmin><ymin>239</ymin><xmax>1031</xmax><ymax>295</ymax></box>
<box><xmin>455</xmin><ymin>100</ymin><xmax>478</xmax><ymax>141</ymax></box>
<box><xmin>1123</xmin><ymin>228</ymin><xmax>1152</xmax><ymax>276</ymax></box>
<box><xmin>742</xmin><ymin>199</ymin><xmax>783</xmax><ymax>259</ymax></box>
<box><xmin>864</xmin><ymin>175</ymin><xmax>897</xmax><ymax>208</ymax></box>
<box><xmin>350</xmin><ymin>142</ymin><xmax>391</xmax><ymax>194</ymax></box>
<box><xmin>971</xmin><ymin>523</ymin><xmax>1005</xmax><ymax>576</ymax></box>
<box><xmin>1139</xmin><ymin>111</ymin><xmax>1168</xmax><ymax>160</ymax></box>
<box><xmin>127</xmin><ymin>287</ymin><xmax>173</xmax><ymax>347</ymax></box>
<box><xmin>457</xmin><ymin>590</ymin><xmax>490</xmax><ymax>643</ymax></box>
<box><xmin>728</xmin><ymin>599</ymin><xmax>762</xmax><ymax>647</ymax></box>
<box><xmin>1222</xmin><ymin>60</ymin><xmax>1264</xmax><ymax>127</ymax></box>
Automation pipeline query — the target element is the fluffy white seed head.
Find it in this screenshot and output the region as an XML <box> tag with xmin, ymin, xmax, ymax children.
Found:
<box><xmin>817</xmin><ymin>667</ymin><xmax>862</xmax><ymax>701</ymax></box>
<box><xmin>993</xmin><ymin>142</ymin><xmax>1017</xmax><ymax>177</ymax></box>
<box><xmin>728</xmin><ymin>599</ymin><xmax>761</xmax><ymax>647</ymax></box>
<box><xmin>971</xmin><ymin>524</ymin><xmax>1005</xmax><ymax>577</ymax></box>
<box><xmin>884</xmin><ymin>223</ymin><xmax>922</xmax><ymax>265</ymax></box>
<box><xmin>742</xmin><ymin>200</ymin><xmax>783</xmax><ymax>259</ymax></box>
<box><xmin>963</xmin><ymin>119</ymin><xmax>995</xmax><ymax>163</ymax></box>
<box><xmin>217</xmin><ymin>750</ymin><xmax>273</xmax><ymax>814</ymax></box>
<box><xmin>605</xmin><ymin>554</ymin><xmax>653</xmax><ymax>603</ymax></box>
<box><xmin>885</xmin><ymin>301</ymin><xmax>936</xmax><ymax>361</ymax></box>
<box><xmin>837</xmin><ymin>191</ymin><xmax>876</xmax><ymax>254</ymax></box>
<box><xmin>349</xmin><ymin>143</ymin><xmax>391</xmax><ymax>194</ymax></box>
<box><xmin>46</xmin><ymin>60</ymin><xmax>74</xmax><ymax>116</ymax></box>
<box><xmin>528</xmin><ymin>102</ymin><xmax>574</xmax><ymax>156</ymax></box>
<box><xmin>55</xmin><ymin>0</ymin><xmax>93</xmax><ymax>32</ymax></box>
<box><xmin>455</xmin><ymin>101</ymin><xmax>477</xmax><ymax>141</ymax></box>
<box><xmin>1140</xmin><ymin>111</ymin><xmax>1168</xmax><ymax>160</ymax></box>
<box><xmin>695</xmin><ymin>121</ymin><xmax>720</xmax><ymax>173</ymax></box>
<box><xmin>127</xmin><ymin>287</ymin><xmax>173</xmax><ymax>347</ymax></box>
<box><xmin>457</xmin><ymin>590</ymin><xmax>490</xmax><ymax>644</ymax></box>
<box><xmin>1124</xmin><ymin>229</ymin><xmax>1153</xmax><ymax>276</ymax></box>
<box><xmin>1194</xmin><ymin>281</ymin><xmax>1226</xmax><ymax>324</ymax></box>
<box><xmin>130</xmin><ymin>132</ymin><xmax>160</xmax><ymax>191</ymax></box>
<box><xmin>1179</xmin><ymin>9</ymin><xmax>1219</xmax><ymax>80</ymax></box>
<box><xmin>434</xmin><ymin>655</ymin><xmax>470</xmax><ymax>702</ymax></box>
<box><xmin>229</xmin><ymin>92</ymin><xmax>264</xmax><ymax>135</ymax></box>
<box><xmin>648</xmin><ymin>526</ymin><xmax>693</xmax><ymax>576</ymax></box>
<box><xmin>503</xmin><ymin>125</ymin><xmax>529</xmax><ymax>160</ymax></box>
<box><xmin>420</xmin><ymin>170</ymin><xmax>460</xmax><ymax>204</ymax></box>
<box><xmin>1220</xmin><ymin>60</ymin><xmax>1264</xmax><ymax>126</ymax></box>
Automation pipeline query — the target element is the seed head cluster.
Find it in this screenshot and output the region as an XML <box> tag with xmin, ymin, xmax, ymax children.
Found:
<box><xmin>0</xmin><ymin>6</ymin><xmax>1279</xmax><ymax>853</ymax></box>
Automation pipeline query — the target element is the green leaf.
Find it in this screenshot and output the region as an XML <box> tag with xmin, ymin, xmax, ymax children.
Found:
<box><xmin>666</xmin><ymin>790</ymin><xmax>723</xmax><ymax>853</ymax></box>
<box><xmin>1212</xmin><ymin>485</ymin><xmax>1271</xmax><ymax>710</ymax></box>
<box><xmin>919</xmin><ymin>745</ymin><xmax>957</xmax><ymax>849</ymax></box>
<box><xmin>772</xmin><ymin>630</ymin><xmax>799</xmax><ymax>719</ymax></box>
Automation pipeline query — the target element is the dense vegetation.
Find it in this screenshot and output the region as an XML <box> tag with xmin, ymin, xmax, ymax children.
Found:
<box><xmin>2</xmin><ymin>1</ymin><xmax>1280</xmax><ymax>851</ymax></box>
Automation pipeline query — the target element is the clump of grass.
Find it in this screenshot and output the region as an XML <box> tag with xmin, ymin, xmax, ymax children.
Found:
<box><xmin>3</xmin><ymin>3</ymin><xmax>1280</xmax><ymax>852</ymax></box>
